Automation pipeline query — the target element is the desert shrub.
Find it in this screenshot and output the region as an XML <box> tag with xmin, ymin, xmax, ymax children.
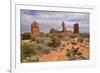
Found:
<box><xmin>21</xmin><ymin>32</ymin><xmax>31</xmax><ymax>40</ymax></box>
<box><xmin>49</xmin><ymin>33</ymin><xmax>54</xmax><ymax>38</ymax></box>
<box><xmin>70</xmin><ymin>34</ymin><xmax>78</xmax><ymax>38</ymax></box>
<box><xmin>79</xmin><ymin>56</ymin><xmax>87</xmax><ymax>60</ymax></box>
<box><xmin>36</xmin><ymin>38</ymin><xmax>45</xmax><ymax>43</ymax></box>
<box><xmin>78</xmin><ymin>37</ymin><xmax>84</xmax><ymax>43</ymax></box>
<box><xmin>66</xmin><ymin>47</ymin><xmax>82</xmax><ymax>60</ymax></box>
<box><xmin>31</xmin><ymin>34</ymin><xmax>45</xmax><ymax>43</ymax></box>
<box><xmin>32</xmin><ymin>37</ymin><xmax>36</xmax><ymax>41</ymax></box>
<box><xmin>45</xmin><ymin>33</ymin><xmax>49</xmax><ymax>37</ymax></box>
<box><xmin>79</xmin><ymin>33</ymin><xmax>89</xmax><ymax>38</ymax></box>
<box><xmin>21</xmin><ymin>43</ymin><xmax>37</xmax><ymax>62</ymax></box>
<box><xmin>36</xmin><ymin>43</ymin><xmax>51</xmax><ymax>54</ymax></box>
<box><xmin>37</xmin><ymin>43</ymin><xmax>46</xmax><ymax>50</ymax></box>
<box><xmin>48</xmin><ymin>37</ymin><xmax>61</xmax><ymax>48</ymax></box>
<box><xmin>58</xmin><ymin>33</ymin><xmax>63</xmax><ymax>39</ymax></box>
<box><xmin>66</xmin><ymin>49</ymin><xmax>71</xmax><ymax>57</ymax></box>
<box><xmin>42</xmin><ymin>49</ymin><xmax>51</xmax><ymax>54</ymax></box>
<box><xmin>25</xmin><ymin>56</ymin><xmax>39</xmax><ymax>62</ymax></box>
<box><xmin>71</xmin><ymin>42</ymin><xmax>77</xmax><ymax>45</ymax></box>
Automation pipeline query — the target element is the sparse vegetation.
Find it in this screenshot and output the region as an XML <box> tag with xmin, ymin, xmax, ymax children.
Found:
<box><xmin>21</xmin><ymin>32</ymin><xmax>89</xmax><ymax>62</ymax></box>
<box><xmin>65</xmin><ymin>47</ymin><xmax>87</xmax><ymax>60</ymax></box>
<box><xmin>21</xmin><ymin>32</ymin><xmax>31</xmax><ymax>40</ymax></box>
<box><xmin>70</xmin><ymin>34</ymin><xmax>78</xmax><ymax>38</ymax></box>
<box><xmin>78</xmin><ymin>37</ymin><xmax>84</xmax><ymax>43</ymax></box>
<box><xmin>21</xmin><ymin>43</ymin><xmax>37</xmax><ymax>62</ymax></box>
<box><xmin>48</xmin><ymin>36</ymin><xmax>61</xmax><ymax>48</ymax></box>
<box><xmin>25</xmin><ymin>56</ymin><xmax>38</xmax><ymax>62</ymax></box>
<box><xmin>79</xmin><ymin>33</ymin><xmax>89</xmax><ymax>38</ymax></box>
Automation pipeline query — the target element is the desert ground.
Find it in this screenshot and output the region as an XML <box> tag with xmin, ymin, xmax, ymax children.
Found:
<box><xmin>21</xmin><ymin>32</ymin><xmax>89</xmax><ymax>63</ymax></box>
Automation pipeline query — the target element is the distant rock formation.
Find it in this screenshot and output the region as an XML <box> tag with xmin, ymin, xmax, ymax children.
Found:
<box><xmin>50</xmin><ymin>28</ymin><xmax>58</xmax><ymax>33</ymax></box>
<box><xmin>61</xmin><ymin>21</ymin><xmax>67</xmax><ymax>32</ymax></box>
<box><xmin>73</xmin><ymin>23</ymin><xmax>79</xmax><ymax>33</ymax></box>
<box><xmin>50</xmin><ymin>21</ymin><xmax>67</xmax><ymax>33</ymax></box>
<box><xmin>31</xmin><ymin>21</ymin><xmax>40</xmax><ymax>33</ymax></box>
<box><xmin>31</xmin><ymin>21</ymin><xmax>79</xmax><ymax>34</ymax></box>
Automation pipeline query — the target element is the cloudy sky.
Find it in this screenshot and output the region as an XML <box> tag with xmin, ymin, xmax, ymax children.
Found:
<box><xmin>21</xmin><ymin>9</ymin><xmax>90</xmax><ymax>33</ymax></box>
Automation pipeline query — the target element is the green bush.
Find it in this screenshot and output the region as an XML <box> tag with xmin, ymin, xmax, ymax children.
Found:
<box><xmin>25</xmin><ymin>56</ymin><xmax>39</xmax><ymax>62</ymax></box>
<box><xmin>21</xmin><ymin>43</ymin><xmax>37</xmax><ymax>62</ymax></box>
<box><xmin>36</xmin><ymin>43</ymin><xmax>51</xmax><ymax>54</ymax></box>
<box><xmin>66</xmin><ymin>47</ymin><xmax>82</xmax><ymax>60</ymax></box>
<box><xmin>36</xmin><ymin>38</ymin><xmax>45</xmax><ymax>43</ymax></box>
<box><xmin>21</xmin><ymin>32</ymin><xmax>31</xmax><ymax>40</ymax></box>
<box><xmin>42</xmin><ymin>49</ymin><xmax>51</xmax><ymax>54</ymax></box>
<box><xmin>58</xmin><ymin>33</ymin><xmax>63</xmax><ymax>39</ymax></box>
<box><xmin>78</xmin><ymin>37</ymin><xmax>84</xmax><ymax>43</ymax></box>
<box><xmin>79</xmin><ymin>33</ymin><xmax>89</xmax><ymax>38</ymax></box>
<box><xmin>48</xmin><ymin>37</ymin><xmax>61</xmax><ymax>48</ymax></box>
<box><xmin>31</xmin><ymin>36</ymin><xmax>37</xmax><ymax>41</ymax></box>
<box><xmin>70</xmin><ymin>34</ymin><xmax>78</xmax><ymax>38</ymax></box>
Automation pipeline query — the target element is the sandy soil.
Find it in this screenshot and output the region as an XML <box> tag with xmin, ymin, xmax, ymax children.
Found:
<box><xmin>38</xmin><ymin>38</ymin><xmax>89</xmax><ymax>62</ymax></box>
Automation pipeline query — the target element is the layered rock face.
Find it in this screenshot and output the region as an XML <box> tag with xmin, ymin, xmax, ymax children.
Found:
<box><xmin>73</xmin><ymin>23</ymin><xmax>79</xmax><ymax>33</ymax></box>
<box><xmin>31</xmin><ymin>21</ymin><xmax>40</xmax><ymax>33</ymax></box>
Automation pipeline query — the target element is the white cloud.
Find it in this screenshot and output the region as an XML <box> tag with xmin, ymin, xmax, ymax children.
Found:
<box><xmin>21</xmin><ymin>14</ymin><xmax>34</xmax><ymax>25</ymax></box>
<box><xmin>21</xmin><ymin>10</ymin><xmax>89</xmax><ymax>33</ymax></box>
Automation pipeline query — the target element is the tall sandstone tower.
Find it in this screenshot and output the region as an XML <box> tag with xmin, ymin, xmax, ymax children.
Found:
<box><xmin>73</xmin><ymin>23</ymin><xmax>79</xmax><ymax>33</ymax></box>
<box><xmin>31</xmin><ymin>21</ymin><xmax>40</xmax><ymax>34</ymax></box>
<box><xmin>62</xmin><ymin>21</ymin><xmax>67</xmax><ymax>32</ymax></box>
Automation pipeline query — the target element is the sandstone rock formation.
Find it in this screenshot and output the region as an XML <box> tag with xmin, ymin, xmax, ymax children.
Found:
<box><xmin>50</xmin><ymin>21</ymin><xmax>67</xmax><ymax>33</ymax></box>
<box><xmin>31</xmin><ymin>21</ymin><xmax>40</xmax><ymax>33</ymax></box>
<box><xmin>73</xmin><ymin>23</ymin><xmax>79</xmax><ymax>33</ymax></box>
<box><xmin>50</xmin><ymin>28</ymin><xmax>58</xmax><ymax>33</ymax></box>
<box><xmin>62</xmin><ymin>21</ymin><xmax>67</xmax><ymax>32</ymax></box>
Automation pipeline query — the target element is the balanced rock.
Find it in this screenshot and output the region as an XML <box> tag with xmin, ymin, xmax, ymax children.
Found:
<box><xmin>61</xmin><ymin>21</ymin><xmax>67</xmax><ymax>32</ymax></box>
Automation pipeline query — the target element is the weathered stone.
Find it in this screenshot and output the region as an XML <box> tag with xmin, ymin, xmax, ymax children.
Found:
<box><xmin>61</xmin><ymin>21</ymin><xmax>67</xmax><ymax>32</ymax></box>
<box><xmin>31</xmin><ymin>21</ymin><xmax>40</xmax><ymax>33</ymax></box>
<box><xmin>50</xmin><ymin>28</ymin><xmax>57</xmax><ymax>33</ymax></box>
<box><xmin>50</xmin><ymin>21</ymin><xmax>68</xmax><ymax>33</ymax></box>
<box><xmin>73</xmin><ymin>23</ymin><xmax>79</xmax><ymax>33</ymax></box>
